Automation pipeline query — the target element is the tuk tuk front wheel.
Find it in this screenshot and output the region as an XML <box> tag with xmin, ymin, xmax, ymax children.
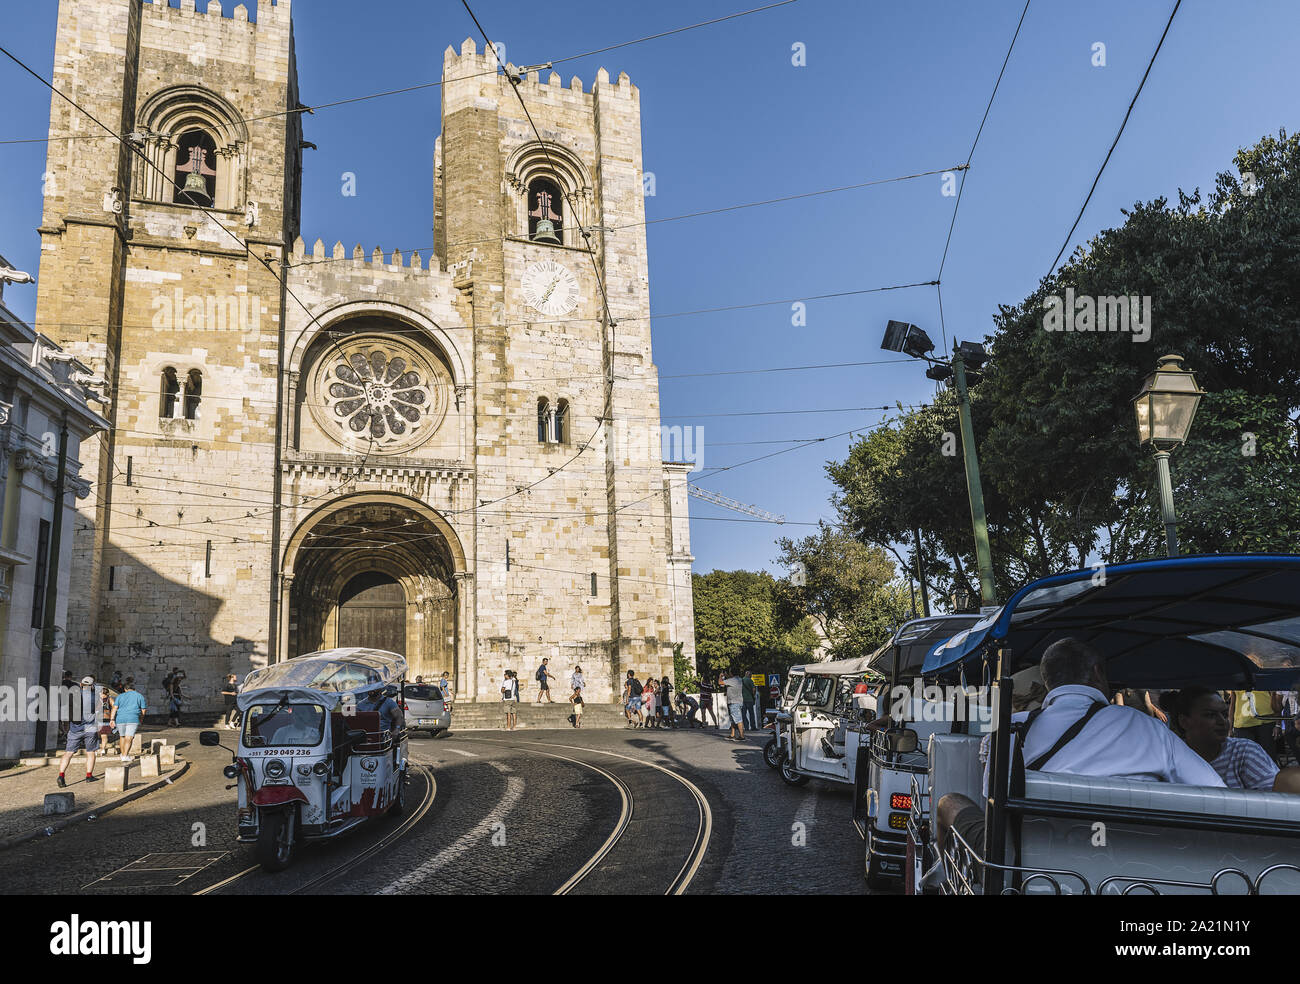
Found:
<box><xmin>779</xmin><ymin>759</ymin><xmax>809</xmax><ymax>786</ymax></box>
<box><xmin>762</xmin><ymin>737</ymin><xmax>785</xmax><ymax>769</ymax></box>
<box><xmin>255</xmin><ymin>808</ymin><xmax>298</xmax><ymax>872</ymax></box>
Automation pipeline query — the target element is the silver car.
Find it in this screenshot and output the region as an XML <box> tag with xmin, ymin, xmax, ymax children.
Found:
<box><xmin>403</xmin><ymin>683</ymin><xmax>451</xmax><ymax>736</ymax></box>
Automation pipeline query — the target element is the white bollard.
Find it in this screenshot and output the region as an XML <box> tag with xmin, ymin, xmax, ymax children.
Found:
<box><xmin>104</xmin><ymin>763</ymin><xmax>130</xmax><ymax>792</ymax></box>
<box><xmin>139</xmin><ymin>754</ymin><xmax>160</xmax><ymax>779</ymax></box>
<box><xmin>158</xmin><ymin>745</ymin><xmax>177</xmax><ymax>767</ymax></box>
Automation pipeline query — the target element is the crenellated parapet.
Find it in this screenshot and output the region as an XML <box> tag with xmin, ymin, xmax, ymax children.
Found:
<box><xmin>441</xmin><ymin>36</ymin><xmax>639</xmax><ymax>110</ymax></box>
<box><xmin>141</xmin><ymin>0</ymin><xmax>290</xmax><ymax>28</ymax></box>
<box><xmin>289</xmin><ymin>237</ymin><xmax>457</xmax><ymax>277</ymax></box>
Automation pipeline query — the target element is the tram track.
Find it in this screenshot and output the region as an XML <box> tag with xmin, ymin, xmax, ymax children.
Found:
<box><xmin>457</xmin><ymin>736</ymin><xmax>712</xmax><ymax>895</ymax></box>
<box><xmin>193</xmin><ymin>763</ymin><xmax>437</xmax><ymax>895</ymax></box>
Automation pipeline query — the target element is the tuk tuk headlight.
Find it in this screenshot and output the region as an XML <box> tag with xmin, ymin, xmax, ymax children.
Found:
<box><xmin>312</xmin><ymin>761</ymin><xmax>329</xmax><ymax>776</ymax></box>
<box><xmin>264</xmin><ymin>758</ymin><xmax>286</xmax><ymax>779</ymax></box>
<box><xmin>223</xmin><ymin>764</ymin><xmax>240</xmax><ymax>780</ymax></box>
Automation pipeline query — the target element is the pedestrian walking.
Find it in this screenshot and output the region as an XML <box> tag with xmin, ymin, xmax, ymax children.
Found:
<box><xmin>439</xmin><ymin>671</ymin><xmax>454</xmax><ymax>712</ymax></box>
<box><xmin>642</xmin><ymin>677</ymin><xmax>657</xmax><ymax>727</ymax></box>
<box><xmin>535</xmin><ymin>657</ymin><xmax>557</xmax><ymax>703</ymax></box>
<box><xmin>742</xmin><ymin>673</ymin><xmax>758</xmax><ymax>731</ymax></box>
<box><xmin>501</xmin><ymin>670</ymin><xmax>519</xmax><ymax>730</ymax></box>
<box><xmin>623</xmin><ymin>670</ymin><xmax>644</xmax><ymax>727</ymax></box>
<box><xmin>111</xmin><ymin>678</ymin><xmax>147</xmax><ymax>759</ymax></box>
<box><xmin>221</xmin><ymin>673</ymin><xmax>241</xmax><ymax>729</ymax></box>
<box><xmin>659</xmin><ymin>676</ymin><xmax>675</xmax><ymax>727</ymax></box>
<box><xmin>722</xmin><ymin>670</ymin><xmax>746</xmax><ymax>741</ymax></box>
<box><xmin>698</xmin><ymin>679</ymin><xmax>717</xmax><ymax>728</ymax></box>
<box><xmin>570</xmin><ymin>687</ymin><xmax>584</xmax><ymax>728</ymax></box>
<box><xmin>570</xmin><ymin>665</ymin><xmax>585</xmax><ymax>696</ymax></box>
<box><xmin>57</xmin><ymin>675</ymin><xmax>102</xmax><ymax>787</ymax></box>
<box><xmin>109</xmin><ymin>669</ymin><xmax>123</xmax><ymax>692</ymax></box>
<box><xmin>164</xmin><ymin>668</ymin><xmax>185</xmax><ymax>727</ymax></box>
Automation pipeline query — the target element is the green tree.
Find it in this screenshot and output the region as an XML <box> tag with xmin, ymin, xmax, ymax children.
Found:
<box><xmin>774</xmin><ymin>525</ymin><xmax>914</xmax><ymax>659</ymax></box>
<box><xmin>691</xmin><ymin>569</ymin><xmax>819</xmax><ymax>676</ymax></box>
<box><xmin>830</xmin><ymin>130</ymin><xmax>1300</xmax><ymax>585</ymax></box>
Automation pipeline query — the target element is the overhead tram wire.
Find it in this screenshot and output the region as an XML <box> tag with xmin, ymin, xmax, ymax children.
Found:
<box><xmin>0</xmin><ymin>0</ymin><xmax>800</xmax><ymax>145</ymax></box>
<box><xmin>102</xmin><ymin>410</ymin><xmax>897</xmax><ymax>540</ymax></box>
<box><xmin>27</xmin><ymin>278</ymin><xmax>938</xmax><ymax>337</ymax></box>
<box><xmin>286</xmin><ymin>166</ymin><xmax>963</xmax><ymax>269</ymax></box>
<box><xmin>1045</xmin><ymin>0</ymin><xmax>1183</xmax><ymax>278</ymax></box>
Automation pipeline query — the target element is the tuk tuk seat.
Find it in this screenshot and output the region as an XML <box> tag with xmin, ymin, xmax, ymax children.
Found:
<box><xmin>1014</xmin><ymin>771</ymin><xmax>1300</xmax><ymax>895</ymax></box>
<box><xmin>927</xmin><ymin>733</ymin><xmax>984</xmax><ymax>807</ymax></box>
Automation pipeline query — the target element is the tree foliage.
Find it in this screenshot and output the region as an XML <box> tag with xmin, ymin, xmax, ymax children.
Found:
<box><xmin>774</xmin><ymin>525</ymin><xmax>913</xmax><ymax>660</ymax></box>
<box><xmin>831</xmin><ymin>130</ymin><xmax>1300</xmax><ymax>595</ymax></box>
<box><xmin>691</xmin><ymin>569</ymin><xmax>820</xmax><ymax>676</ymax></box>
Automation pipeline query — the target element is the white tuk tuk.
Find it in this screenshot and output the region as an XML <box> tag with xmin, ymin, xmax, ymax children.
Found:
<box><xmin>851</xmin><ymin>614</ymin><xmax>983</xmax><ymax>887</ymax></box>
<box><xmin>773</xmin><ymin>656</ymin><xmax>882</xmax><ymax>787</ymax></box>
<box><xmin>201</xmin><ymin>647</ymin><xmax>411</xmax><ymax>871</ymax></box>
<box><xmin>911</xmin><ymin>555</ymin><xmax>1300</xmax><ymax>895</ymax></box>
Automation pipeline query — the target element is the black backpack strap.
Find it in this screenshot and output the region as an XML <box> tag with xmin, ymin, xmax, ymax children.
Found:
<box><xmin>1025</xmin><ymin>701</ymin><xmax>1107</xmax><ymax>771</ymax></box>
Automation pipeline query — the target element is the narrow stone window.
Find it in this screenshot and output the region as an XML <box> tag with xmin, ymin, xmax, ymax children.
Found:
<box><xmin>174</xmin><ymin>129</ymin><xmax>218</xmax><ymax>207</ymax></box>
<box><xmin>205</xmin><ymin>540</ymin><xmax>213</xmax><ymax>578</ymax></box>
<box><xmin>161</xmin><ymin>367</ymin><xmax>180</xmax><ymax>418</ymax></box>
<box><xmin>590</xmin><ymin>572</ymin><xmax>597</xmax><ymax>597</ymax></box>
<box><xmin>527</xmin><ymin>177</ymin><xmax>564</xmax><ymax>243</ymax></box>
<box><xmin>555</xmin><ymin>398</ymin><xmax>570</xmax><ymax>444</ymax></box>
<box><xmin>184</xmin><ymin>369</ymin><xmax>202</xmax><ymax>420</ymax></box>
<box><xmin>537</xmin><ymin>396</ymin><xmax>551</xmax><ymax>443</ymax></box>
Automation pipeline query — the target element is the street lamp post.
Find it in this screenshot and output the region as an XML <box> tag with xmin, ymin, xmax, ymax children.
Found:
<box><xmin>881</xmin><ymin>321</ymin><xmax>996</xmax><ymax>608</ymax></box>
<box><xmin>1131</xmin><ymin>354</ymin><xmax>1204</xmax><ymax>557</ymax></box>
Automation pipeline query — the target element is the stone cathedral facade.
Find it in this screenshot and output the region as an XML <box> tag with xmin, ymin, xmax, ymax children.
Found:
<box><xmin>33</xmin><ymin>0</ymin><xmax>695</xmax><ymax>706</ymax></box>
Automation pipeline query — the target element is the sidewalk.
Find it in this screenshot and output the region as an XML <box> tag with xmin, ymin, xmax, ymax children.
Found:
<box><xmin>0</xmin><ymin>726</ymin><xmax>190</xmax><ymax>850</ymax></box>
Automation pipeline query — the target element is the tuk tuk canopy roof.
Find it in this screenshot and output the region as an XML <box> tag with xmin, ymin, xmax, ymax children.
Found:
<box><xmin>239</xmin><ymin>648</ymin><xmax>407</xmax><ymax>708</ymax></box>
<box><xmin>921</xmin><ymin>555</ymin><xmax>1300</xmax><ymax>690</ymax></box>
<box><xmin>868</xmin><ymin>614</ymin><xmax>985</xmax><ymax>682</ymax></box>
<box><xmin>798</xmin><ymin>654</ymin><xmax>878</xmax><ymax>676</ymax></box>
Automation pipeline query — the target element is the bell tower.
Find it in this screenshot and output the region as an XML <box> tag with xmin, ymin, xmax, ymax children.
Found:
<box><xmin>35</xmin><ymin>0</ymin><xmax>302</xmax><ymax>689</ymax></box>
<box><xmin>435</xmin><ymin>42</ymin><xmax>685</xmax><ymax>701</ymax></box>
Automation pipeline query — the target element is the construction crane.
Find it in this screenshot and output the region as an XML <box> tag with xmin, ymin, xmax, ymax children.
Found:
<box><xmin>687</xmin><ymin>484</ymin><xmax>784</xmax><ymax>524</ymax></box>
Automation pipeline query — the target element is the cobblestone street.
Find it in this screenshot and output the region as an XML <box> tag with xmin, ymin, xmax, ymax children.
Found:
<box><xmin>0</xmin><ymin>725</ymin><xmax>870</xmax><ymax>895</ymax></box>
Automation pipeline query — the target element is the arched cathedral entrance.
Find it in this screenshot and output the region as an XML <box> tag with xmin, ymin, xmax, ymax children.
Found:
<box><xmin>281</xmin><ymin>495</ymin><xmax>465</xmax><ymax>683</ymax></box>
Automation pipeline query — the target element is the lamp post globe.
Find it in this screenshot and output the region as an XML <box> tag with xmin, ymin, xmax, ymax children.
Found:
<box><xmin>1131</xmin><ymin>354</ymin><xmax>1204</xmax><ymax>557</ymax></box>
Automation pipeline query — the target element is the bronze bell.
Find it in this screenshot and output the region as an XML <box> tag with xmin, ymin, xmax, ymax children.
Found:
<box><xmin>532</xmin><ymin>219</ymin><xmax>560</xmax><ymax>244</ymax></box>
<box><xmin>183</xmin><ymin>170</ymin><xmax>208</xmax><ymax>196</ymax></box>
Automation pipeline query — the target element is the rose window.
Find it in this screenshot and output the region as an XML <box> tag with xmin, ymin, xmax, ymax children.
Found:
<box><xmin>309</xmin><ymin>335</ymin><xmax>449</xmax><ymax>455</ymax></box>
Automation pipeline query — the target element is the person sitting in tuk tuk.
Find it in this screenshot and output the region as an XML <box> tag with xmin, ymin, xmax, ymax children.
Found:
<box><xmin>936</xmin><ymin>637</ymin><xmax>1225</xmax><ymax>857</ymax></box>
<box><xmin>1160</xmin><ymin>686</ymin><xmax>1300</xmax><ymax>793</ymax></box>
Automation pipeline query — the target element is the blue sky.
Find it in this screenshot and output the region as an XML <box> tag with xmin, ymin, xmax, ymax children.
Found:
<box><xmin>2</xmin><ymin>0</ymin><xmax>1297</xmax><ymax>576</ymax></box>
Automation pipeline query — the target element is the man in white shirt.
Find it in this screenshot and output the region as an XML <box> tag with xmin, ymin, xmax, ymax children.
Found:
<box><xmin>936</xmin><ymin>637</ymin><xmax>1224</xmax><ymax>857</ymax></box>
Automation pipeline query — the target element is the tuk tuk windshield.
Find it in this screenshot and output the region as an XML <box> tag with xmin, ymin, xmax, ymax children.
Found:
<box><xmin>244</xmin><ymin>703</ymin><xmax>326</xmax><ymax>747</ymax></box>
<box><xmin>795</xmin><ymin>675</ymin><xmax>834</xmax><ymax>708</ymax></box>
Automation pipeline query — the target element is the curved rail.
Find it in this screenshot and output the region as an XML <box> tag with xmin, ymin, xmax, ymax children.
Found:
<box><xmin>462</xmin><ymin>737</ymin><xmax>712</xmax><ymax>895</ymax></box>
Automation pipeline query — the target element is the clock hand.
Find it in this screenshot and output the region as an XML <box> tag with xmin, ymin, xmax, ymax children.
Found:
<box><xmin>540</xmin><ymin>276</ymin><xmax>561</xmax><ymax>304</ymax></box>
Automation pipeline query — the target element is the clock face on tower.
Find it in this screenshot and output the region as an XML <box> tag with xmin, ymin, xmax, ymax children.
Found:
<box><xmin>521</xmin><ymin>259</ymin><xmax>580</xmax><ymax>317</ymax></box>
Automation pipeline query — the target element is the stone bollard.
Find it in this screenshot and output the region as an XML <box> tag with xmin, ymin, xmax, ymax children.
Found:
<box><xmin>104</xmin><ymin>763</ymin><xmax>130</xmax><ymax>792</ymax></box>
<box><xmin>139</xmin><ymin>754</ymin><xmax>160</xmax><ymax>779</ymax></box>
<box><xmin>158</xmin><ymin>745</ymin><xmax>177</xmax><ymax>767</ymax></box>
<box><xmin>44</xmin><ymin>792</ymin><xmax>76</xmax><ymax>815</ymax></box>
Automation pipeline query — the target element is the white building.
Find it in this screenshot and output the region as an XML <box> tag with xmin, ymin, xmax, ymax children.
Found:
<box><xmin>0</xmin><ymin>257</ymin><xmax>108</xmax><ymax>759</ymax></box>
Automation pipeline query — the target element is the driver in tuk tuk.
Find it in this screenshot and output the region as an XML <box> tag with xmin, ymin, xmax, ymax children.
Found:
<box><xmin>354</xmin><ymin>685</ymin><xmax>405</xmax><ymax>769</ymax></box>
<box><xmin>936</xmin><ymin>637</ymin><xmax>1225</xmax><ymax>857</ymax></box>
